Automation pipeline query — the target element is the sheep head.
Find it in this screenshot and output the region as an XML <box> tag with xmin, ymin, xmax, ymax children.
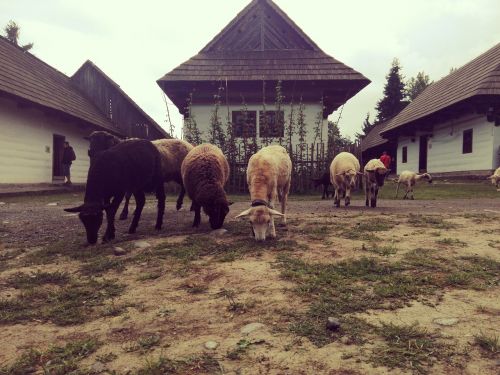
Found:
<box><xmin>336</xmin><ymin>170</ymin><xmax>363</xmax><ymax>189</ymax></box>
<box><xmin>366</xmin><ymin>167</ymin><xmax>389</xmax><ymax>186</ymax></box>
<box><xmin>86</xmin><ymin>131</ymin><xmax>121</xmax><ymax>160</ymax></box>
<box><xmin>235</xmin><ymin>205</ymin><xmax>284</xmax><ymax>241</ymax></box>
<box><xmin>64</xmin><ymin>203</ymin><xmax>104</xmax><ymax>244</ymax></box>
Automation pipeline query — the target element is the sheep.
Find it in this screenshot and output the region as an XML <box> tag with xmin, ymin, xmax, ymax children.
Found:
<box><xmin>235</xmin><ymin>145</ymin><xmax>292</xmax><ymax>241</ymax></box>
<box><xmin>395</xmin><ymin>171</ymin><xmax>433</xmax><ymax>200</ymax></box>
<box><xmin>487</xmin><ymin>167</ymin><xmax>500</xmax><ymax>190</ymax></box>
<box><xmin>65</xmin><ymin>139</ymin><xmax>165</xmax><ymax>244</ymax></box>
<box><xmin>312</xmin><ymin>171</ymin><xmax>332</xmax><ymax>199</ymax></box>
<box><xmin>329</xmin><ymin>152</ymin><xmax>363</xmax><ymax>207</ymax></box>
<box><xmin>86</xmin><ymin>131</ymin><xmax>192</xmax><ymax>219</ymax></box>
<box><xmin>363</xmin><ymin>159</ymin><xmax>389</xmax><ymax>208</ymax></box>
<box><xmin>181</xmin><ymin>143</ymin><xmax>231</xmax><ymax>229</ymax></box>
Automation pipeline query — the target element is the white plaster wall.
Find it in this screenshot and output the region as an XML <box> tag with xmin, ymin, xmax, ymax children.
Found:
<box><xmin>186</xmin><ymin>102</ymin><xmax>327</xmax><ymax>149</ymax></box>
<box><xmin>493</xmin><ymin>122</ymin><xmax>500</xmax><ymax>169</ymax></box>
<box><xmin>427</xmin><ymin>114</ymin><xmax>494</xmax><ymax>173</ymax></box>
<box><xmin>396</xmin><ymin>136</ymin><xmax>419</xmax><ymax>173</ymax></box>
<box><xmin>0</xmin><ymin>97</ymin><xmax>91</xmax><ymax>183</ymax></box>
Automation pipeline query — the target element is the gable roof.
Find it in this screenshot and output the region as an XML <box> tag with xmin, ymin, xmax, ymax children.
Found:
<box><xmin>158</xmin><ymin>0</ymin><xmax>369</xmax><ymax>113</ymax></box>
<box><xmin>72</xmin><ymin>61</ymin><xmax>167</xmax><ymax>138</ymax></box>
<box><xmin>360</xmin><ymin>121</ymin><xmax>389</xmax><ymax>152</ymax></box>
<box><xmin>382</xmin><ymin>43</ymin><xmax>500</xmax><ymax>136</ymax></box>
<box><xmin>0</xmin><ymin>36</ymin><xmax>117</xmax><ymax>133</ymax></box>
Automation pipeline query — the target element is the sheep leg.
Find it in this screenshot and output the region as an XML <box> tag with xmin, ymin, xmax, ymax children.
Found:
<box><xmin>371</xmin><ymin>187</ymin><xmax>378</xmax><ymax>208</ymax></box>
<box><xmin>155</xmin><ymin>183</ymin><xmax>166</xmax><ymax>230</ymax></box>
<box><xmin>103</xmin><ymin>193</ymin><xmax>125</xmax><ymax>243</ymax></box>
<box><xmin>334</xmin><ymin>188</ymin><xmax>340</xmax><ymax>208</ymax></box>
<box><xmin>119</xmin><ymin>191</ymin><xmax>133</xmax><ymax>220</ymax></box>
<box><xmin>269</xmin><ymin>216</ymin><xmax>277</xmax><ymax>238</ymax></box>
<box><xmin>176</xmin><ymin>184</ymin><xmax>186</xmax><ymax>211</ymax></box>
<box><xmin>128</xmin><ymin>191</ymin><xmax>145</xmax><ymax>234</ymax></box>
<box><xmin>365</xmin><ymin>181</ymin><xmax>370</xmax><ymax>207</ymax></box>
<box><xmin>321</xmin><ymin>184</ymin><xmax>327</xmax><ymax>199</ymax></box>
<box><xmin>192</xmin><ymin>202</ymin><xmax>202</xmax><ymax>227</ymax></box>
<box><xmin>395</xmin><ymin>182</ymin><xmax>400</xmax><ymax>198</ymax></box>
<box><xmin>281</xmin><ymin>182</ymin><xmax>290</xmax><ymax>224</ymax></box>
<box><xmin>345</xmin><ymin>188</ymin><xmax>351</xmax><ymax>207</ymax></box>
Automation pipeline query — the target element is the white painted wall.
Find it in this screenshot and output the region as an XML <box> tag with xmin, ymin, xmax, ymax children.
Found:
<box><xmin>186</xmin><ymin>102</ymin><xmax>327</xmax><ymax>149</ymax></box>
<box><xmin>493</xmin><ymin>121</ymin><xmax>500</xmax><ymax>168</ymax></box>
<box><xmin>396</xmin><ymin>114</ymin><xmax>496</xmax><ymax>175</ymax></box>
<box><xmin>0</xmin><ymin>97</ymin><xmax>91</xmax><ymax>184</ymax></box>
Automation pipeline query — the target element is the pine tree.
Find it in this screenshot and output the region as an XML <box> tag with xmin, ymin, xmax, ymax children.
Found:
<box><xmin>4</xmin><ymin>20</ymin><xmax>33</xmax><ymax>51</ymax></box>
<box><xmin>375</xmin><ymin>58</ymin><xmax>407</xmax><ymax>123</ymax></box>
<box><xmin>407</xmin><ymin>71</ymin><xmax>432</xmax><ymax>101</ymax></box>
<box><xmin>362</xmin><ymin>112</ymin><xmax>374</xmax><ymax>135</ymax></box>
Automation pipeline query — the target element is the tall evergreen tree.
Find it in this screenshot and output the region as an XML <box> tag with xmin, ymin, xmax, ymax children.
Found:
<box><xmin>375</xmin><ymin>58</ymin><xmax>407</xmax><ymax>123</ymax></box>
<box><xmin>407</xmin><ymin>71</ymin><xmax>432</xmax><ymax>101</ymax></box>
<box><xmin>361</xmin><ymin>112</ymin><xmax>374</xmax><ymax>135</ymax></box>
<box><xmin>3</xmin><ymin>20</ymin><xmax>33</xmax><ymax>51</ymax></box>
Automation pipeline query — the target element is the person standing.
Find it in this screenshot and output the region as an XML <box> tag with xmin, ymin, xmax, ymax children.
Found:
<box><xmin>61</xmin><ymin>141</ymin><xmax>76</xmax><ymax>185</ymax></box>
<box><xmin>380</xmin><ymin>151</ymin><xmax>391</xmax><ymax>169</ymax></box>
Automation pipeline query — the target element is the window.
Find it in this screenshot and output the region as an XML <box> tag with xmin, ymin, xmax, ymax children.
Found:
<box><xmin>462</xmin><ymin>129</ymin><xmax>473</xmax><ymax>154</ymax></box>
<box><xmin>232</xmin><ymin>111</ymin><xmax>256</xmax><ymax>137</ymax></box>
<box><xmin>259</xmin><ymin>110</ymin><xmax>284</xmax><ymax>138</ymax></box>
<box><xmin>402</xmin><ymin>146</ymin><xmax>408</xmax><ymax>163</ymax></box>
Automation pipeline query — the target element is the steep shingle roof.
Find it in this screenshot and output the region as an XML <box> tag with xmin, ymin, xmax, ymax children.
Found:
<box><xmin>0</xmin><ymin>36</ymin><xmax>116</xmax><ymax>132</ymax></box>
<box><xmin>360</xmin><ymin>121</ymin><xmax>389</xmax><ymax>152</ymax></box>
<box><xmin>381</xmin><ymin>43</ymin><xmax>500</xmax><ymax>136</ymax></box>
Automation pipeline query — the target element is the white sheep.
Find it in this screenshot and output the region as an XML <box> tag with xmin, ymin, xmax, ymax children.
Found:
<box><xmin>487</xmin><ymin>167</ymin><xmax>500</xmax><ymax>190</ymax></box>
<box><xmin>363</xmin><ymin>159</ymin><xmax>389</xmax><ymax>208</ymax></box>
<box><xmin>235</xmin><ymin>145</ymin><xmax>291</xmax><ymax>241</ymax></box>
<box><xmin>329</xmin><ymin>152</ymin><xmax>362</xmax><ymax>207</ymax></box>
<box><xmin>395</xmin><ymin>171</ymin><xmax>433</xmax><ymax>199</ymax></box>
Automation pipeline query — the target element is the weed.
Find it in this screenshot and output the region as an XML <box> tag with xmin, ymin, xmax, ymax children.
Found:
<box><xmin>361</xmin><ymin>242</ymin><xmax>398</xmax><ymax>256</ymax></box>
<box><xmin>6</xmin><ymin>270</ymin><xmax>70</xmax><ymax>288</ymax></box>
<box><xmin>473</xmin><ymin>332</ymin><xmax>499</xmax><ymax>358</ymax></box>
<box><xmin>96</xmin><ymin>352</ymin><xmax>118</xmax><ymax>363</ymax></box>
<box><xmin>407</xmin><ymin>214</ymin><xmax>456</xmax><ymax>229</ymax></box>
<box><xmin>136</xmin><ymin>354</ymin><xmax>220</xmax><ymax>375</ymax></box>
<box><xmin>226</xmin><ymin>339</ymin><xmax>265</xmax><ymax>360</ymax></box>
<box><xmin>216</xmin><ymin>288</ymin><xmax>246</xmax><ymax>312</ymax></box>
<box><xmin>80</xmin><ymin>256</ymin><xmax>125</xmax><ymax>275</ymax></box>
<box><xmin>436</xmin><ymin>238</ymin><xmax>467</xmax><ymax>247</ymax></box>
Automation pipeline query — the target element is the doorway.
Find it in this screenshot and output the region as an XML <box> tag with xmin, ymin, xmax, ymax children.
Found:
<box><xmin>52</xmin><ymin>134</ymin><xmax>65</xmax><ymax>182</ymax></box>
<box><xmin>419</xmin><ymin>135</ymin><xmax>428</xmax><ymax>172</ymax></box>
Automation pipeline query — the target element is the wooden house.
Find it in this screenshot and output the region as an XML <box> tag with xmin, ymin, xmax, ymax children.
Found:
<box><xmin>0</xmin><ymin>37</ymin><xmax>166</xmax><ymax>184</ymax></box>
<box><xmin>158</xmin><ymin>0</ymin><xmax>369</xmax><ymax>153</ymax></box>
<box><xmin>360</xmin><ymin>121</ymin><xmax>397</xmax><ymax>170</ymax></box>
<box><xmin>380</xmin><ymin>43</ymin><xmax>500</xmax><ymax>176</ymax></box>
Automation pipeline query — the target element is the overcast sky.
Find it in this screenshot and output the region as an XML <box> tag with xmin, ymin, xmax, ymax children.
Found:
<box><xmin>1</xmin><ymin>0</ymin><xmax>499</xmax><ymax>139</ymax></box>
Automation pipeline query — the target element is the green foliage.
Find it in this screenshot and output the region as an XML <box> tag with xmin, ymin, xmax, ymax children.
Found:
<box><xmin>313</xmin><ymin>96</ymin><xmax>325</xmax><ymax>144</ymax></box>
<box><xmin>327</xmin><ymin>121</ymin><xmax>353</xmax><ymax>160</ymax></box>
<box><xmin>3</xmin><ymin>20</ymin><xmax>33</xmax><ymax>51</ymax></box>
<box><xmin>375</xmin><ymin>58</ymin><xmax>408</xmax><ymax>123</ymax></box>
<box><xmin>296</xmin><ymin>96</ymin><xmax>307</xmax><ymax>158</ymax></box>
<box><xmin>183</xmin><ymin>92</ymin><xmax>203</xmax><ymax>145</ymax></box>
<box><xmin>209</xmin><ymin>84</ymin><xmax>226</xmax><ymax>150</ymax></box>
<box><xmin>407</xmin><ymin>71</ymin><xmax>432</xmax><ymax>101</ymax></box>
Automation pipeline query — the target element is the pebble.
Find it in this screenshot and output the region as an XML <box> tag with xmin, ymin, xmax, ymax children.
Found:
<box><xmin>211</xmin><ymin>228</ymin><xmax>228</xmax><ymax>237</ymax></box>
<box><xmin>0</xmin><ymin>202</ymin><xmax>5</xmax><ymax>205</ymax></box>
<box><xmin>433</xmin><ymin>317</ymin><xmax>459</xmax><ymax>326</ymax></box>
<box><xmin>113</xmin><ymin>247</ymin><xmax>127</xmax><ymax>256</ymax></box>
<box><xmin>90</xmin><ymin>362</ymin><xmax>106</xmax><ymax>373</ymax></box>
<box><xmin>47</xmin><ymin>202</ymin><xmax>58</xmax><ymax>206</ymax></box>
<box><xmin>204</xmin><ymin>341</ymin><xmax>219</xmax><ymax>350</ymax></box>
<box><xmin>134</xmin><ymin>241</ymin><xmax>151</xmax><ymax>249</ymax></box>
<box><xmin>241</xmin><ymin>322</ymin><xmax>265</xmax><ymax>335</ymax></box>
<box><xmin>326</xmin><ymin>317</ymin><xmax>341</xmax><ymax>331</ymax></box>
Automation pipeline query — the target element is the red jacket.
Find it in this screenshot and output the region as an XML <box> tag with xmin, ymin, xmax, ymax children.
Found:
<box><xmin>380</xmin><ymin>154</ymin><xmax>391</xmax><ymax>169</ymax></box>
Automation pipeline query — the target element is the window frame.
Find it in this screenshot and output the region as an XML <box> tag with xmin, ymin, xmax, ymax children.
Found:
<box><xmin>231</xmin><ymin>110</ymin><xmax>257</xmax><ymax>138</ymax></box>
<box><xmin>462</xmin><ymin>128</ymin><xmax>473</xmax><ymax>154</ymax></box>
<box><xmin>259</xmin><ymin>110</ymin><xmax>285</xmax><ymax>138</ymax></box>
<box><xmin>402</xmin><ymin>146</ymin><xmax>408</xmax><ymax>163</ymax></box>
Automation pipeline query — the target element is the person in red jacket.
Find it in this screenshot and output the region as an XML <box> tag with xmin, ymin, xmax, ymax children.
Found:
<box><xmin>380</xmin><ymin>151</ymin><xmax>391</xmax><ymax>169</ymax></box>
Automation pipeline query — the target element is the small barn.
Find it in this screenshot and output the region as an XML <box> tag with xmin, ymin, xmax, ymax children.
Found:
<box><xmin>380</xmin><ymin>43</ymin><xmax>500</xmax><ymax>177</ymax></box>
<box><xmin>158</xmin><ymin>0</ymin><xmax>369</xmax><ymax>156</ymax></box>
<box><xmin>0</xmin><ymin>37</ymin><xmax>166</xmax><ymax>184</ymax></box>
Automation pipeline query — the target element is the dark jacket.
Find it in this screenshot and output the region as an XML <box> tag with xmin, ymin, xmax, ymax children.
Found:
<box><xmin>62</xmin><ymin>146</ymin><xmax>76</xmax><ymax>164</ymax></box>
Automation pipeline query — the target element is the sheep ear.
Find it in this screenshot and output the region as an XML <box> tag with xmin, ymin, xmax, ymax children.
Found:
<box><xmin>228</xmin><ymin>201</ymin><xmax>234</xmax><ymax>206</ymax></box>
<box><xmin>64</xmin><ymin>205</ymin><xmax>83</xmax><ymax>213</ymax></box>
<box><xmin>365</xmin><ymin>168</ymin><xmax>374</xmax><ymax>173</ymax></box>
<box><xmin>235</xmin><ymin>208</ymin><xmax>252</xmax><ymax>218</ymax></box>
<box><xmin>269</xmin><ymin>209</ymin><xmax>284</xmax><ymax>217</ymax></box>
<box><xmin>376</xmin><ymin>167</ymin><xmax>388</xmax><ymax>174</ymax></box>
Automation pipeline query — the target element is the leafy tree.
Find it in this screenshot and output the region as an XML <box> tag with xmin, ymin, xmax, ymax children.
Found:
<box><xmin>327</xmin><ymin>121</ymin><xmax>353</xmax><ymax>161</ymax></box>
<box><xmin>4</xmin><ymin>20</ymin><xmax>33</xmax><ymax>51</ymax></box>
<box><xmin>407</xmin><ymin>71</ymin><xmax>432</xmax><ymax>101</ymax></box>
<box><xmin>375</xmin><ymin>58</ymin><xmax>407</xmax><ymax>123</ymax></box>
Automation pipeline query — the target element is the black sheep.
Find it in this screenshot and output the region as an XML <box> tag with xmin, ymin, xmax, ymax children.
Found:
<box><xmin>65</xmin><ymin>139</ymin><xmax>165</xmax><ymax>244</ymax></box>
<box><xmin>312</xmin><ymin>171</ymin><xmax>332</xmax><ymax>199</ymax></box>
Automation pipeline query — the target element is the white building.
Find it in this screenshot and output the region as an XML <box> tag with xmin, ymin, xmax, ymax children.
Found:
<box><xmin>0</xmin><ymin>38</ymin><xmax>166</xmax><ymax>184</ymax></box>
<box><xmin>157</xmin><ymin>0</ymin><xmax>369</xmax><ymax>157</ymax></box>
<box><xmin>380</xmin><ymin>43</ymin><xmax>500</xmax><ymax>176</ymax></box>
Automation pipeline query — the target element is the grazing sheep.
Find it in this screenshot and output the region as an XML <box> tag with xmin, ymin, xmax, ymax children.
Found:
<box><xmin>363</xmin><ymin>159</ymin><xmax>389</xmax><ymax>208</ymax></box>
<box><xmin>86</xmin><ymin>131</ymin><xmax>192</xmax><ymax>219</ymax></box>
<box><xmin>487</xmin><ymin>167</ymin><xmax>500</xmax><ymax>190</ymax></box>
<box><xmin>65</xmin><ymin>139</ymin><xmax>165</xmax><ymax>244</ymax></box>
<box><xmin>312</xmin><ymin>171</ymin><xmax>332</xmax><ymax>199</ymax></box>
<box><xmin>235</xmin><ymin>145</ymin><xmax>292</xmax><ymax>241</ymax></box>
<box><xmin>330</xmin><ymin>152</ymin><xmax>362</xmax><ymax>207</ymax></box>
<box><xmin>181</xmin><ymin>144</ymin><xmax>230</xmax><ymax>229</ymax></box>
<box><xmin>395</xmin><ymin>171</ymin><xmax>433</xmax><ymax>200</ymax></box>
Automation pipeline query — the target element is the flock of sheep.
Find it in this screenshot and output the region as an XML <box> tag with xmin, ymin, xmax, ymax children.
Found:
<box><xmin>66</xmin><ymin>131</ymin><xmax>500</xmax><ymax>244</ymax></box>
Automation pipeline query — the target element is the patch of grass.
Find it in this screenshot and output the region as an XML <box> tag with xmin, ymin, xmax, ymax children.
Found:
<box><xmin>216</xmin><ymin>288</ymin><xmax>246</xmax><ymax>313</ymax></box>
<box><xmin>226</xmin><ymin>339</ymin><xmax>265</xmax><ymax>360</ymax></box>
<box><xmin>338</xmin><ymin>219</ymin><xmax>394</xmax><ymax>241</ymax></box>
<box><xmin>0</xmin><ymin>338</ymin><xmax>100</xmax><ymax>375</ymax></box>
<box><xmin>137</xmin><ymin>270</ymin><xmax>162</xmax><ymax>281</ymax></box>
<box><xmin>436</xmin><ymin>238</ymin><xmax>467</xmax><ymax>247</ymax></box>
<box><xmin>0</xmin><ymin>249</ymin><xmax>24</xmax><ymax>271</ymax></box>
<box><xmin>361</xmin><ymin>242</ymin><xmax>398</xmax><ymax>256</ymax></box>
<box><xmin>473</xmin><ymin>332</ymin><xmax>499</xmax><ymax>358</ymax></box>
<box><xmin>369</xmin><ymin>322</ymin><xmax>448</xmax><ymax>374</ymax></box>
<box><xmin>80</xmin><ymin>256</ymin><xmax>125</xmax><ymax>275</ymax></box>
<box><xmin>407</xmin><ymin>214</ymin><xmax>456</xmax><ymax>229</ymax></box>
<box><xmin>0</xmin><ymin>277</ymin><xmax>124</xmax><ymax>325</ymax></box>
<box><xmin>136</xmin><ymin>354</ymin><xmax>220</xmax><ymax>375</ymax></box>
<box><xmin>6</xmin><ymin>270</ymin><xmax>70</xmax><ymax>288</ymax></box>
